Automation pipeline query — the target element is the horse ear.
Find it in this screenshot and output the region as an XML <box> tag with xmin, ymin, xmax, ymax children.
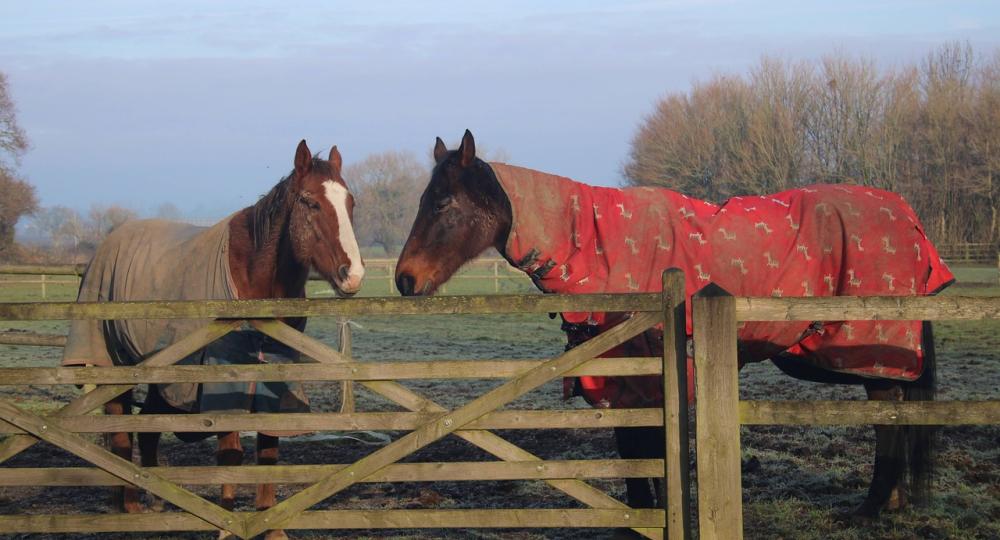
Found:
<box><xmin>433</xmin><ymin>137</ymin><xmax>448</xmax><ymax>164</ymax></box>
<box><xmin>295</xmin><ymin>140</ymin><xmax>312</xmax><ymax>178</ymax></box>
<box><xmin>329</xmin><ymin>145</ymin><xmax>343</xmax><ymax>174</ymax></box>
<box><xmin>458</xmin><ymin>129</ymin><xmax>476</xmax><ymax>167</ymax></box>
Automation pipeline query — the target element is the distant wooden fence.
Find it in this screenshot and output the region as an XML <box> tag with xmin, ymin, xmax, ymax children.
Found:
<box><xmin>935</xmin><ymin>242</ymin><xmax>997</xmax><ymax>265</ymax></box>
<box><xmin>1</xmin><ymin>272</ymin><xmax>1000</xmax><ymax>539</ymax></box>
<box><xmin>0</xmin><ymin>264</ymin><xmax>84</xmax><ymax>299</ymax></box>
<box><xmin>360</xmin><ymin>258</ymin><xmax>529</xmax><ymax>294</ymax></box>
<box><xmin>0</xmin><ymin>259</ymin><xmax>531</xmax><ymax>297</ymax></box>
<box><xmin>0</xmin><ymin>279</ymin><xmax>687</xmax><ymax>539</ymax></box>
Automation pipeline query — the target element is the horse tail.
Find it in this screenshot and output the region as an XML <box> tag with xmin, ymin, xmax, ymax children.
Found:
<box><xmin>905</xmin><ymin>321</ymin><xmax>937</xmax><ymax>503</ymax></box>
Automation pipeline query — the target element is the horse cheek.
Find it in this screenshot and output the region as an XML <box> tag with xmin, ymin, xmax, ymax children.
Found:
<box><xmin>288</xmin><ymin>211</ymin><xmax>315</xmax><ymax>267</ymax></box>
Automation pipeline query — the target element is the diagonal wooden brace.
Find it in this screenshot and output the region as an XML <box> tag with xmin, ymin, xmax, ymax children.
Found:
<box><xmin>0</xmin><ymin>399</ymin><xmax>245</xmax><ymax>538</ymax></box>
<box><xmin>252</xmin><ymin>318</ymin><xmax>664</xmax><ymax>540</ymax></box>
<box><xmin>0</xmin><ymin>320</ymin><xmax>240</xmax><ymax>464</ymax></box>
<box><xmin>244</xmin><ymin>311</ymin><xmax>661</xmax><ymax>538</ymax></box>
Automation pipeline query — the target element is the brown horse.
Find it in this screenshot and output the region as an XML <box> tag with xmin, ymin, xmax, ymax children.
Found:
<box><xmin>63</xmin><ymin>140</ymin><xmax>364</xmax><ymax>540</ymax></box>
<box><xmin>395</xmin><ymin>130</ymin><xmax>954</xmax><ymax>521</ymax></box>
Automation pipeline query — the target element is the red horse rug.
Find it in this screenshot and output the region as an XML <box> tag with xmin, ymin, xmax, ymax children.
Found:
<box><xmin>489</xmin><ymin>163</ymin><xmax>955</xmax><ymax>408</ymax></box>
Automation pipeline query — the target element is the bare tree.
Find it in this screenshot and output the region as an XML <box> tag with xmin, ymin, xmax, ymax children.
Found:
<box><xmin>27</xmin><ymin>206</ymin><xmax>84</xmax><ymax>250</ymax></box>
<box><xmin>624</xmin><ymin>43</ymin><xmax>1000</xmax><ymax>244</ymax></box>
<box><xmin>155</xmin><ymin>202</ymin><xmax>182</xmax><ymax>220</ymax></box>
<box><xmin>0</xmin><ymin>72</ymin><xmax>28</xmax><ymax>174</ymax></box>
<box><xmin>0</xmin><ymin>71</ymin><xmax>35</xmax><ymax>261</ymax></box>
<box><xmin>344</xmin><ymin>151</ymin><xmax>428</xmax><ymax>254</ymax></box>
<box><xmin>0</xmin><ymin>174</ymin><xmax>38</xmax><ymax>260</ymax></box>
<box><xmin>86</xmin><ymin>204</ymin><xmax>138</xmax><ymax>244</ymax></box>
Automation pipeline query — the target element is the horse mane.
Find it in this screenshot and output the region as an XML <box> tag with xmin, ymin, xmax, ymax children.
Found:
<box><xmin>249</xmin><ymin>157</ymin><xmax>333</xmax><ymax>250</ymax></box>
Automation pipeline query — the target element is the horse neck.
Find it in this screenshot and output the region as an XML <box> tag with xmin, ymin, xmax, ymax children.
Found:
<box><xmin>228</xmin><ymin>204</ymin><xmax>309</xmax><ymax>300</ymax></box>
<box><xmin>489</xmin><ymin>163</ymin><xmax>582</xmax><ymax>295</ymax></box>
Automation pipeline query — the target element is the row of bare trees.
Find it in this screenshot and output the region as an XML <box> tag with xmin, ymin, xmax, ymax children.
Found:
<box><xmin>623</xmin><ymin>42</ymin><xmax>1000</xmax><ymax>244</ymax></box>
<box><xmin>24</xmin><ymin>205</ymin><xmax>139</xmax><ymax>258</ymax></box>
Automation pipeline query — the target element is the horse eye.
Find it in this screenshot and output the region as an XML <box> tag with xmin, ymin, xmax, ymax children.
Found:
<box><xmin>300</xmin><ymin>196</ymin><xmax>320</xmax><ymax>210</ymax></box>
<box><xmin>435</xmin><ymin>196</ymin><xmax>453</xmax><ymax>212</ymax></box>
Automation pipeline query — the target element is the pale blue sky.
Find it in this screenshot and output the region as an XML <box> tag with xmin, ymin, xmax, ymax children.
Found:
<box><xmin>2</xmin><ymin>1</ymin><xmax>998</xmax><ymax>218</ymax></box>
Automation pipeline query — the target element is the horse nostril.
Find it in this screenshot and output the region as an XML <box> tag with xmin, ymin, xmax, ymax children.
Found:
<box><xmin>338</xmin><ymin>265</ymin><xmax>350</xmax><ymax>280</ymax></box>
<box><xmin>396</xmin><ymin>273</ymin><xmax>416</xmax><ymax>296</ymax></box>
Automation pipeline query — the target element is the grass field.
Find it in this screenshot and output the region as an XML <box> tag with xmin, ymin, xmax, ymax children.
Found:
<box><xmin>0</xmin><ymin>264</ymin><xmax>997</xmax><ymax>539</ymax></box>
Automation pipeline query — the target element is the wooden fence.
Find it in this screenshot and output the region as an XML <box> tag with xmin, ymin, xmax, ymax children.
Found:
<box><xmin>0</xmin><ymin>264</ymin><xmax>84</xmax><ymax>300</ymax></box>
<box><xmin>934</xmin><ymin>242</ymin><xmax>997</xmax><ymax>265</ymax></box>
<box><xmin>692</xmin><ymin>291</ymin><xmax>1000</xmax><ymax>539</ymax></box>
<box><xmin>0</xmin><ymin>276</ymin><xmax>688</xmax><ymax>539</ymax></box>
<box><xmin>4</xmin><ymin>246</ymin><xmax>998</xmax><ymax>298</ymax></box>
<box><xmin>1</xmin><ymin>272</ymin><xmax>999</xmax><ymax>538</ymax></box>
<box><xmin>334</xmin><ymin>258</ymin><xmax>530</xmax><ymax>294</ymax></box>
<box><xmin>0</xmin><ymin>259</ymin><xmax>531</xmax><ymax>297</ymax></box>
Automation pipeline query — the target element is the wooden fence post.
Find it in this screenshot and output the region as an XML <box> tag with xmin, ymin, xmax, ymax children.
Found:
<box><xmin>494</xmin><ymin>260</ymin><xmax>500</xmax><ymax>293</ymax></box>
<box><xmin>661</xmin><ymin>269</ymin><xmax>691</xmax><ymax>539</ymax></box>
<box><xmin>387</xmin><ymin>262</ymin><xmax>394</xmax><ymax>294</ymax></box>
<box><xmin>339</xmin><ymin>319</ymin><xmax>355</xmax><ymax>413</ymax></box>
<box><xmin>692</xmin><ymin>283</ymin><xmax>742</xmax><ymax>540</ymax></box>
<box><xmin>40</xmin><ymin>275</ymin><xmax>46</xmax><ymax>299</ymax></box>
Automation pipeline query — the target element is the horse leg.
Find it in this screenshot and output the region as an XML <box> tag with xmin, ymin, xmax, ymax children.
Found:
<box><xmin>136</xmin><ymin>385</ymin><xmax>167</xmax><ymax>511</ymax></box>
<box><xmin>614</xmin><ymin>426</ymin><xmax>658</xmax><ymax>508</ymax></box>
<box><xmin>104</xmin><ymin>390</ymin><xmax>145</xmax><ymax>513</ymax></box>
<box><xmin>216</xmin><ymin>431</ymin><xmax>243</xmax><ymax>511</ymax></box>
<box><xmin>134</xmin><ymin>431</ymin><xmax>164</xmax><ymax>512</ymax></box>
<box><xmin>256</xmin><ymin>433</ymin><xmax>288</xmax><ymax>540</ymax></box>
<box><xmin>856</xmin><ymin>382</ymin><xmax>907</xmax><ymax>518</ymax></box>
<box><xmin>858</xmin><ymin>322</ymin><xmax>938</xmax><ymax>518</ymax></box>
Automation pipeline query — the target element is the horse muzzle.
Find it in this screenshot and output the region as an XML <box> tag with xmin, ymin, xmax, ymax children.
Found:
<box><xmin>336</xmin><ymin>271</ymin><xmax>364</xmax><ymax>296</ymax></box>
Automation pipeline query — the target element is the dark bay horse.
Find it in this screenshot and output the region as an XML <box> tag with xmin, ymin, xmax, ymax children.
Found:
<box><xmin>395</xmin><ymin>130</ymin><xmax>955</xmax><ymax>520</ymax></box>
<box><xmin>63</xmin><ymin>140</ymin><xmax>364</xmax><ymax>539</ymax></box>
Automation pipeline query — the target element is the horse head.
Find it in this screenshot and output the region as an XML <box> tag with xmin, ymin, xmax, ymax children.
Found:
<box><xmin>288</xmin><ymin>140</ymin><xmax>365</xmax><ymax>295</ymax></box>
<box><xmin>395</xmin><ymin>130</ymin><xmax>511</xmax><ymax>296</ymax></box>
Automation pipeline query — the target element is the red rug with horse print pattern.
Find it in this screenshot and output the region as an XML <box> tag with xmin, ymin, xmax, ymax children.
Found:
<box><xmin>490</xmin><ymin>162</ymin><xmax>954</xmax><ymax>407</ymax></box>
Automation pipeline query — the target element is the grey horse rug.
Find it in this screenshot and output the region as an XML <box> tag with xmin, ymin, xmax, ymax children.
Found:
<box><xmin>62</xmin><ymin>217</ymin><xmax>310</xmax><ymax>424</ymax></box>
<box><xmin>489</xmin><ymin>162</ymin><xmax>955</xmax><ymax>408</ymax></box>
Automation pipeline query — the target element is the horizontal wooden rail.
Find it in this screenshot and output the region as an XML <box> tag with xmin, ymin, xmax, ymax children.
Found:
<box><xmin>0</xmin><ymin>409</ymin><xmax>664</xmax><ymax>434</ymax></box>
<box><xmin>0</xmin><ymin>459</ymin><xmax>664</xmax><ymax>486</ymax></box>
<box><xmin>0</xmin><ymin>357</ymin><xmax>661</xmax><ymax>384</ymax></box>
<box><xmin>0</xmin><ymin>331</ymin><xmax>66</xmax><ymax>347</ymax></box>
<box><xmin>0</xmin><ymin>508</ymin><xmax>665</xmax><ymax>533</ymax></box>
<box><xmin>0</xmin><ymin>264</ymin><xmax>86</xmax><ymax>276</ymax></box>
<box><xmin>4</xmin><ymin>294</ymin><xmax>1000</xmax><ymax>322</ymax></box>
<box><xmin>0</xmin><ymin>279</ymin><xmax>77</xmax><ymax>285</ymax></box>
<box><xmin>0</xmin><ymin>293</ymin><xmax>662</xmax><ymax>321</ymax></box>
<box><xmin>741</xmin><ymin>400</ymin><xmax>1000</xmax><ymax>425</ymax></box>
<box><xmin>735</xmin><ymin>295</ymin><xmax>1000</xmax><ymax>321</ymax></box>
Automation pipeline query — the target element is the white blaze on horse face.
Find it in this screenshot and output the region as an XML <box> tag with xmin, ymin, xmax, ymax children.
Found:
<box><xmin>323</xmin><ymin>180</ymin><xmax>365</xmax><ymax>291</ymax></box>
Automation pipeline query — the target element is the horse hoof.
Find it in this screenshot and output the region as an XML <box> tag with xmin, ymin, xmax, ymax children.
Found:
<box><xmin>742</xmin><ymin>455</ymin><xmax>761</xmax><ymax>473</ymax></box>
<box><xmin>122</xmin><ymin>501</ymin><xmax>150</xmax><ymax>514</ymax></box>
<box><xmin>884</xmin><ymin>487</ymin><xmax>908</xmax><ymax>512</ymax></box>
<box><xmin>148</xmin><ymin>497</ymin><xmax>165</xmax><ymax>513</ymax></box>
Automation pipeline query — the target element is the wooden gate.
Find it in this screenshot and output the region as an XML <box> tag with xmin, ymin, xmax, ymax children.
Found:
<box><xmin>690</xmin><ymin>290</ymin><xmax>1000</xmax><ymax>539</ymax></box>
<box><xmin>0</xmin><ymin>271</ymin><xmax>691</xmax><ymax>539</ymax></box>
